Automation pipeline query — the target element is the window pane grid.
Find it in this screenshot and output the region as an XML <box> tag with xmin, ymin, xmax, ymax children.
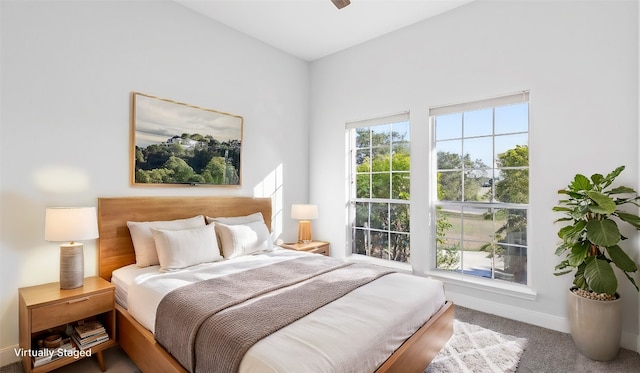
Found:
<box><xmin>434</xmin><ymin>98</ymin><xmax>528</xmax><ymax>285</ymax></box>
<box><xmin>349</xmin><ymin>118</ymin><xmax>410</xmax><ymax>263</ymax></box>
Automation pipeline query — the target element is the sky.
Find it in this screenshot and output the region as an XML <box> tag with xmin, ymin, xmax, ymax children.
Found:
<box><xmin>134</xmin><ymin>93</ymin><xmax>243</xmax><ymax>148</ymax></box>
<box><xmin>435</xmin><ymin>102</ymin><xmax>529</xmax><ymax>171</ymax></box>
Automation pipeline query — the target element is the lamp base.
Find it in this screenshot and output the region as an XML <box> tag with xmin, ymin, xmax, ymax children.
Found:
<box><xmin>297</xmin><ymin>220</ymin><xmax>312</xmax><ymax>244</ymax></box>
<box><xmin>60</xmin><ymin>243</ymin><xmax>84</xmax><ymax>289</ymax></box>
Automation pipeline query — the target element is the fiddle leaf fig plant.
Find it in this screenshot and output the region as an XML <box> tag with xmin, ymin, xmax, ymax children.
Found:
<box><xmin>553</xmin><ymin>166</ymin><xmax>640</xmax><ymax>296</ymax></box>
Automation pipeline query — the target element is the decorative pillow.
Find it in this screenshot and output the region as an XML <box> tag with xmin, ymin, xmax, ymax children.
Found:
<box><xmin>205</xmin><ymin>212</ymin><xmax>265</xmax><ymax>225</ymax></box>
<box><xmin>151</xmin><ymin>224</ymin><xmax>223</xmax><ymax>272</ymax></box>
<box><xmin>214</xmin><ymin>220</ymin><xmax>273</xmax><ymax>259</ymax></box>
<box><xmin>127</xmin><ymin>215</ymin><xmax>205</xmax><ymax>267</ymax></box>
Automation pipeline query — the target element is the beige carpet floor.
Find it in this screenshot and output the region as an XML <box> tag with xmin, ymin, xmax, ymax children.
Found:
<box><xmin>454</xmin><ymin>306</ymin><xmax>640</xmax><ymax>373</ymax></box>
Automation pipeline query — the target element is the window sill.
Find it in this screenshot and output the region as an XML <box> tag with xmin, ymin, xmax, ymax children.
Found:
<box><xmin>345</xmin><ymin>256</ymin><xmax>537</xmax><ymax>300</ymax></box>
<box><xmin>423</xmin><ymin>269</ymin><xmax>537</xmax><ymax>301</ymax></box>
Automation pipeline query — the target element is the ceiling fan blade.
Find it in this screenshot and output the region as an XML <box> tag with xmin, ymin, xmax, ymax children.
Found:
<box><xmin>331</xmin><ymin>0</ymin><xmax>351</xmax><ymax>9</ymax></box>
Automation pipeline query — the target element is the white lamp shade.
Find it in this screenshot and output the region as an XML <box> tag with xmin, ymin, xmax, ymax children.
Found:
<box><xmin>291</xmin><ymin>204</ymin><xmax>318</xmax><ymax>220</ymax></box>
<box><xmin>45</xmin><ymin>207</ymin><xmax>99</xmax><ymax>242</ymax></box>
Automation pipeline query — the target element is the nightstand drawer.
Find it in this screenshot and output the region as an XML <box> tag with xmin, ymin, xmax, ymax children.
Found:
<box><xmin>308</xmin><ymin>245</ymin><xmax>329</xmax><ymax>255</ymax></box>
<box><xmin>31</xmin><ymin>291</ymin><xmax>113</xmax><ymax>332</ymax></box>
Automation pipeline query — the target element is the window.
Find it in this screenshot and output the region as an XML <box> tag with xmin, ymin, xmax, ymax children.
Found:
<box><xmin>431</xmin><ymin>92</ymin><xmax>529</xmax><ymax>284</ymax></box>
<box><xmin>348</xmin><ymin>112</ymin><xmax>410</xmax><ymax>263</ymax></box>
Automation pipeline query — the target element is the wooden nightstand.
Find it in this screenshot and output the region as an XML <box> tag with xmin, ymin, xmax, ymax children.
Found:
<box><xmin>18</xmin><ymin>277</ymin><xmax>116</xmax><ymax>373</ymax></box>
<box><xmin>280</xmin><ymin>241</ymin><xmax>330</xmax><ymax>256</ymax></box>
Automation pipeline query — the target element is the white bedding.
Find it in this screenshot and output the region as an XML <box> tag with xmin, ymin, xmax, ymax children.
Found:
<box><xmin>112</xmin><ymin>249</ymin><xmax>446</xmax><ymax>373</ymax></box>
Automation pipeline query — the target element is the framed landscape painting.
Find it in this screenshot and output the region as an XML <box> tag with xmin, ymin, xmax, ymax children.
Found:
<box><xmin>131</xmin><ymin>92</ymin><xmax>243</xmax><ymax>186</ymax></box>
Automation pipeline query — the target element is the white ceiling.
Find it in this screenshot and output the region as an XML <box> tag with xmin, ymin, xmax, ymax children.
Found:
<box><xmin>174</xmin><ymin>0</ymin><xmax>475</xmax><ymax>61</ymax></box>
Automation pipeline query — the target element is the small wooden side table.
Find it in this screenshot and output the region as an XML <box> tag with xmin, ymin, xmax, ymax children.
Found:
<box><xmin>18</xmin><ymin>277</ymin><xmax>116</xmax><ymax>373</ymax></box>
<box><xmin>280</xmin><ymin>241</ymin><xmax>330</xmax><ymax>256</ymax></box>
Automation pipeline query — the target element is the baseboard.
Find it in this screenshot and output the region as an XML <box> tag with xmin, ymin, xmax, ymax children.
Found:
<box><xmin>0</xmin><ymin>344</ymin><xmax>21</xmax><ymax>367</ymax></box>
<box><xmin>623</xmin><ymin>332</ymin><xmax>640</xmax><ymax>354</ymax></box>
<box><xmin>445</xmin><ymin>292</ymin><xmax>570</xmax><ymax>332</ymax></box>
<box><xmin>446</xmin><ymin>292</ymin><xmax>640</xmax><ymax>353</ymax></box>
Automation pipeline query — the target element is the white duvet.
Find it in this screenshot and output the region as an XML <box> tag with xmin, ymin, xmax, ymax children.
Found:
<box><xmin>112</xmin><ymin>249</ymin><xmax>446</xmax><ymax>373</ymax></box>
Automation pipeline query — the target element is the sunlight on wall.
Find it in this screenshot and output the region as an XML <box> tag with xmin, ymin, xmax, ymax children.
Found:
<box><xmin>254</xmin><ymin>164</ymin><xmax>284</xmax><ymax>240</ymax></box>
<box><xmin>32</xmin><ymin>166</ymin><xmax>91</xmax><ymax>193</ymax></box>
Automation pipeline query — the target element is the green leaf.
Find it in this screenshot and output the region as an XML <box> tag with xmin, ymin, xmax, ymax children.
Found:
<box><xmin>584</xmin><ymin>257</ymin><xmax>617</xmax><ymax>295</ymax></box>
<box><xmin>558</xmin><ymin>221</ymin><xmax>586</xmax><ymax>242</ymax></box>
<box><xmin>608</xmin><ymin>186</ymin><xmax>637</xmax><ymax>195</ymax></box>
<box><xmin>616</xmin><ymin>211</ymin><xmax>640</xmax><ymax>229</ymax></box>
<box><xmin>591</xmin><ymin>173</ymin><xmax>604</xmax><ymax>186</ymax></box>
<box><xmin>586</xmin><ymin>219</ymin><xmax>620</xmax><ymax>246</ymax></box>
<box><xmin>573</xmin><ymin>262</ymin><xmax>586</xmax><ymax>289</ymax></box>
<box><xmin>570</xmin><ymin>205</ymin><xmax>590</xmax><ymax>221</ymax></box>
<box><xmin>554</xmin><ymin>260</ymin><xmax>570</xmax><ymax>273</ymax></box>
<box><xmin>622</xmin><ymin>272</ymin><xmax>639</xmax><ymax>292</ymax></box>
<box><xmin>570</xmin><ymin>174</ymin><xmax>592</xmax><ymax>192</ymax></box>
<box><xmin>557</xmin><ymin>225</ymin><xmax>571</xmax><ymax>239</ymax></box>
<box><xmin>586</xmin><ymin>191</ymin><xmax>616</xmax><ymax>214</ymax></box>
<box><xmin>555</xmin><ymin>243</ymin><xmax>570</xmax><ymax>256</ymax></box>
<box><xmin>552</xmin><ymin>206</ymin><xmax>573</xmax><ymax>212</ymax></box>
<box><xmin>567</xmin><ymin>242</ymin><xmax>589</xmax><ymax>267</ymax></box>
<box><xmin>607</xmin><ymin>245</ymin><xmax>638</xmax><ymax>272</ymax></box>
<box><xmin>554</xmin><ymin>269</ymin><xmax>572</xmax><ymax>276</ymax></box>
<box><xmin>604</xmin><ymin>166</ymin><xmax>625</xmax><ymax>184</ymax></box>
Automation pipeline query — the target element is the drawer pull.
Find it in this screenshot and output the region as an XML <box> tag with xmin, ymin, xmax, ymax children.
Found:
<box><xmin>67</xmin><ymin>297</ymin><xmax>90</xmax><ymax>304</ymax></box>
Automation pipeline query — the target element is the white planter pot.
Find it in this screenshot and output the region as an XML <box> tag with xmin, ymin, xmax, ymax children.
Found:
<box><xmin>567</xmin><ymin>289</ymin><xmax>622</xmax><ymax>361</ymax></box>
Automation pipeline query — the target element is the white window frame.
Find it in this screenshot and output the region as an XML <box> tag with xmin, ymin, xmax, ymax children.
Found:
<box><xmin>428</xmin><ymin>92</ymin><xmax>534</xmax><ymax>297</ymax></box>
<box><xmin>347</xmin><ymin>112</ymin><xmax>411</xmax><ymax>270</ymax></box>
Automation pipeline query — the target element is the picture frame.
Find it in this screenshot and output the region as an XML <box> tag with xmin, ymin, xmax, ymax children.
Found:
<box><xmin>131</xmin><ymin>92</ymin><xmax>243</xmax><ymax>186</ymax></box>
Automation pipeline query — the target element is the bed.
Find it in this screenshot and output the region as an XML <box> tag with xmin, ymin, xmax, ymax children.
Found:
<box><xmin>97</xmin><ymin>196</ymin><xmax>453</xmax><ymax>373</ymax></box>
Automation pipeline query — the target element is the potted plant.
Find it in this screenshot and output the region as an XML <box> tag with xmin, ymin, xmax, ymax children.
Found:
<box><xmin>553</xmin><ymin>165</ymin><xmax>640</xmax><ymax>361</ymax></box>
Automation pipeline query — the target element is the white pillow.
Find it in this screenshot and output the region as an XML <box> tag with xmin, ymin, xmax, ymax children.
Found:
<box><xmin>205</xmin><ymin>212</ymin><xmax>265</xmax><ymax>225</ymax></box>
<box><xmin>214</xmin><ymin>220</ymin><xmax>273</xmax><ymax>259</ymax></box>
<box><xmin>127</xmin><ymin>215</ymin><xmax>205</xmax><ymax>267</ymax></box>
<box><xmin>151</xmin><ymin>224</ymin><xmax>223</xmax><ymax>272</ymax></box>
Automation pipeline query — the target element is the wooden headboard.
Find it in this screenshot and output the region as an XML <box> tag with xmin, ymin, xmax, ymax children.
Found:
<box><xmin>97</xmin><ymin>196</ymin><xmax>272</xmax><ymax>281</ymax></box>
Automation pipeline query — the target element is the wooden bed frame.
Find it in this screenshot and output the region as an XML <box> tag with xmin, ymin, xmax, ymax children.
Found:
<box><xmin>97</xmin><ymin>196</ymin><xmax>453</xmax><ymax>373</ymax></box>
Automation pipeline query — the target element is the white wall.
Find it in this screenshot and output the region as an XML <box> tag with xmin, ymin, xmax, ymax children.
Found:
<box><xmin>310</xmin><ymin>0</ymin><xmax>639</xmax><ymax>351</ymax></box>
<box><xmin>0</xmin><ymin>0</ymin><xmax>309</xmax><ymax>361</ymax></box>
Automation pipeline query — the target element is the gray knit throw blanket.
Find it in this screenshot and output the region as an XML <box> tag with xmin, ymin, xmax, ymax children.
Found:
<box><xmin>155</xmin><ymin>255</ymin><xmax>394</xmax><ymax>373</ymax></box>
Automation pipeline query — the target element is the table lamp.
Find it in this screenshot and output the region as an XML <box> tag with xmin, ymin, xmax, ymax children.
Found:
<box><xmin>45</xmin><ymin>207</ymin><xmax>99</xmax><ymax>289</ymax></box>
<box><xmin>291</xmin><ymin>204</ymin><xmax>318</xmax><ymax>243</ymax></box>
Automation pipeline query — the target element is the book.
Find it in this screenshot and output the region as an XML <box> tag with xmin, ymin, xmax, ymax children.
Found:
<box><xmin>32</xmin><ymin>342</ymin><xmax>76</xmax><ymax>368</ymax></box>
<box><xmin>71</xmin><ymin>332</ymin><xmax>109</xmax><ymax>350</ymax></box>
<box><xmin>78</xmin><ymin>331</ymin><xmax>108</xmax><ymax>344</ymax></box>
<box><xmin>74</xmin><ymin>320</ymin><xmax>106</xmax><ymax>339</ymax></box>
